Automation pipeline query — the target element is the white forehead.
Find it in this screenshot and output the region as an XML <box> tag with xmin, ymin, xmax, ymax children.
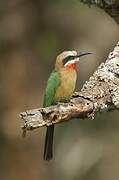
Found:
<box><xmin>58</xmin><ymin>51</ymin><xmax>77</xmax><ymax>59</ymax></box>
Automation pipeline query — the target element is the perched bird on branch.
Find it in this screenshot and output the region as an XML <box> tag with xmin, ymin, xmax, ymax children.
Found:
<box><xmin>43</xmin><ymin>50</ymin><xmax>92</xmax><ymax>160</ymax></box>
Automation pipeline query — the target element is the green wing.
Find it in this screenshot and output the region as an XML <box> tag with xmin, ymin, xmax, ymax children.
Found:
<box><xmin>43</xmin><ymin>70</ymin><xmax>60</xmax><ymax>107</ymax></box>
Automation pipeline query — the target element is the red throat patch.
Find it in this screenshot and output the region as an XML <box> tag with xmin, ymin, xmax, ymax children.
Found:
<box><xmin>66</xmin><ymin>62</ymin><xmax>76</xmax><ymax>69</ymax></box>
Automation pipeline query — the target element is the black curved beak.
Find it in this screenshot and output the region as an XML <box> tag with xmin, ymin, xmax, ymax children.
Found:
<box><xmin>76</xmin><ymin>52</ymin><xmax>93</xmax><ymax>58</ymax></box>
<box><xmin>63</xmin><ymin>52</ymin><xmax>93</xmax><ymax>65</ymax></box>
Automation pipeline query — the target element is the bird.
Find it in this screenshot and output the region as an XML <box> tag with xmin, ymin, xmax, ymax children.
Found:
<box><xmin>43</xmin><ymin>50</ymin><xmax>92</xmax><ymax>160</ymax></box>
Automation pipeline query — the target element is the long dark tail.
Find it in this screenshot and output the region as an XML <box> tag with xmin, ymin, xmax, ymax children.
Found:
<box><xmin>44</xmin><ymin>125</ymin><xmax>54</xmax><ymax>160</ymax></box>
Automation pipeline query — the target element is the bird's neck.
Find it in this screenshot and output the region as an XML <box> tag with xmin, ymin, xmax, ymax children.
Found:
<box><xmin>59</xmin><ymin>66</ymin><xmax>77</xmax><ymax>78</ymax></box>
<box><xmin>55</xmin><ymin>63</ymin><xmax>77</xmax><ymax>71</ymax></box>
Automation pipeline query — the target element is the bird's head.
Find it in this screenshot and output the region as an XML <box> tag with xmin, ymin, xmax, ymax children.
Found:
<box><xmin>55</xmin><ymin>51</ymin><xmax>92</xmax><ymax>70</ymax></box>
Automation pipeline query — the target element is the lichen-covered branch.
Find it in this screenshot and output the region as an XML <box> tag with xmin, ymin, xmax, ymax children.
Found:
<box><xmin>81</xmin><ymin>0</ymin><xmax>119</xmax><ymax>25</ymax></box>
<box><xmin>20</xmin><ymin>42</ymin><xmax>119</xmax><ymax>131</ymax></box>
<box><xmin>20</xmin><ymin>98</ymin><xmax>93</xmax><ymax>131</ymax></box>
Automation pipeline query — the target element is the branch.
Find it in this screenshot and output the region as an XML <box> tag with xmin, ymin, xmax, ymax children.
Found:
<box><xmin>20</xmin><ymin>42</ymin><xmax>119</xmax><ymax>132</ymax></box>
<box><xmin>80</xmin><ymin>0</ymin><xmax>119</xmax><ymax>25</ymax></box>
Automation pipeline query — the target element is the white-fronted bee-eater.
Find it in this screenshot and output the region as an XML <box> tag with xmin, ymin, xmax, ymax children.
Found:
<box><xmin>43</xmin><ymin>51</ymin><xmax>92</xmax><ymax>160</ymax></box>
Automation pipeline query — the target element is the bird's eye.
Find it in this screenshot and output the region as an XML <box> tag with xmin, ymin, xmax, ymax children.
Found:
<box><xmin>63</xmin><ymin>55</ymin><xmax>75</xmax><ymax>65</ymax></box>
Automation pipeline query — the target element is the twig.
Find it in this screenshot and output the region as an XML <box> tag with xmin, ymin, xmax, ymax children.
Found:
<box><xmin>80</xmin><ymin>0</ymin><xmax>119</xmax><ymax>25</ymax></box>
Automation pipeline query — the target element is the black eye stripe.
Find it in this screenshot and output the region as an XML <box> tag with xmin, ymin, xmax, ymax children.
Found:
<box><xmin>63</xmin><ymin>55</ymin><xmax>75</xmax><ymax>65</ymax></box>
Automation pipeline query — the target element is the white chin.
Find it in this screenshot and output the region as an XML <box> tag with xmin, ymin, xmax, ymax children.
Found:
<box><xmin>64</xmin><ymin>59</ymin><xmax>78</xmax><ymax>67</ymax></box>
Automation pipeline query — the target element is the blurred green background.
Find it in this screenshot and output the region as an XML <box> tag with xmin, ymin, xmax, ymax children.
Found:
<box><xmin>0</xmin><ymin>1</ymin><xmax>119</xmax><ymax>180</ymax></box>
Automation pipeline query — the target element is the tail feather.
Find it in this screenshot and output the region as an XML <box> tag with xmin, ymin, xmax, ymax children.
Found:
<box><xmin>44</xmin><ymin>125</ymin><xmax>54</xmax><ymax>160</ymax></box>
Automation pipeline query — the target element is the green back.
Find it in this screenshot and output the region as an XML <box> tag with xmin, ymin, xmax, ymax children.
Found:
<box><xmin>43</xmin><ymin>70</ymin><xmax>60</xmax><ymax>107</ymax></box>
